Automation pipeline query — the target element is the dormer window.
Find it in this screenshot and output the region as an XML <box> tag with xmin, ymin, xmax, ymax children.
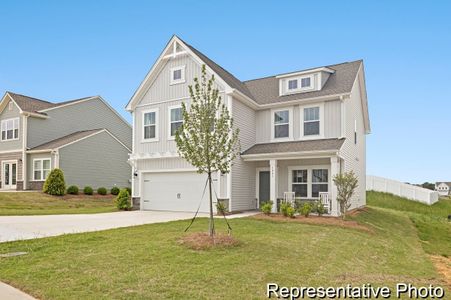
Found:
<box><xmin>284</xmin><ymin>75</ymin><xmax>314</xmax><ymax>94</ymax></box>
<box><xmin>170</xmin><ymin>66</ymin><xmax>185</xmax><ymax>85</ymax></box>
<box><xmin>288</xmin><ymin>79</ymin><xmax>298</xmax><ymax>90</ymax></box>
<box><xmin>301</xmin><ymin>77</ymin><xmax>311</xmax><ymax>88</ymax></box>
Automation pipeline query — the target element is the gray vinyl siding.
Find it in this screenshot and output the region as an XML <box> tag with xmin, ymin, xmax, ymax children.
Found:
<box><xmin>27</xmin><ymin>152</ymin><xmax>56</xmax><ymax>182</ymax></box>
<box><xmin>231</xmin><ymin>97</ymin><xmax>257</xmax><ymax>211</ymax></box>
<box><xmin>27</xmin><ymin>97</ymin><xmax>131</xmax><ymax>149</ymax></box>
<box><xmin>59</xmin><ymin>131</ymin><xmax>130</xmax><ymax>189</ymax></box>
<box><xmin>0</xmin><ymin>99</ymin><xmax>23</xmax><ymax>151</ymax></box>
<box><xmin>255</xmin><ymin>100</ymin><xmax>342</xmax><ymax>143</ymax></box>
<box><xmin>339</xmin><ymin>68</ymin><xmax>366</xmax><ymax>209</ymax></box>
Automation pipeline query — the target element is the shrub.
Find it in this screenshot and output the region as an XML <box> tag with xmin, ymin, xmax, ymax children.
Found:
<box><xmin>216</xmin><ymin>201</ymin><xmax>227</xmax><ymax>215</ymax></box>
<box><xmin>124</xmin><ymin>187</ymin><xmax>132</xmax><ymax>196</ymax></box>
<box><xmin>43</xmin><ymin>168</ymin><xmax>66</xmax><ymax>196</ymax></box>
<box><xmin>67</xmin><ymin>185</ymin><xmax>79</xmax><ymax>195</ymax></box>
<box><xmin>97</xmin><ymin>187</ymin><xmax>107</xmax><ymax>195</ymax></box>
<box><xmin>110</xmin><ymin>186</ymin><xmax>120</xmax><ymax>195</ymax></box>
<box><xmin>317</xmin><ymin>202</ymin><xmax>326</xmax><ymax>216</ymax></box>
<box><xmin>116</xmin><ymin>188</ymin><xmax>131</xmax><ymax>210</ymax></box>
<box><xmin>83</xmin><ymin>186</ymin><xmax>93</xmax><ymax>195</ymax></box>
<box><xmin>300</xmin><ymin>203</ymin><xmax>312</xmax><ymax>217</ymax></box>
<box><xmin>260</xmin><ymin>201</ymin><xmax>273</xmax><ymax>215</ymax></box>
<box><xmin>280</xmin><ymin>201</ymin><xmax>293</xmax><ymax>217</ymax></box>
<box><xmin>286</xmin><ymin>206</ymin><xmax>296</xmax><ymax>218</ymax></box>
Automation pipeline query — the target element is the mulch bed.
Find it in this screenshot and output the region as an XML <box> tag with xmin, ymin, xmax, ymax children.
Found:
<box><xmin>179</xmin><ymin>232</ymin><xmax>240</xmax><ymax>250</ymax></box>
<box><xmin>429</xmin><ymin>255</ymin><xmax>451</xmax><ymax>289</ymax></box>
<box><xmin>252</xmin><ymin>212</ymin><xmax>373</xmax><ymax>233</ymax></box>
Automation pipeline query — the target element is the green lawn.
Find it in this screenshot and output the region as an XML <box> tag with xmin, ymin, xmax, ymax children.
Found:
<box><xmin>0</xmin><ymin>192</ymin><xmax>117</xmax><ymax>215</ymax></box>
<box><xmin>367</xmin><ymin>191</ymin><xmax>451</xmax><ymax>257</ymax></box>
<box><xmin>0</xmin><ymin>206</ymin><xmax>444</xmax><ymax>299</ymax></box>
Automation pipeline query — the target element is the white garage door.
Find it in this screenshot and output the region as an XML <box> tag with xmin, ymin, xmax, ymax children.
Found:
<box><xmin>142</xmin><ymin>172</ymin><xmax>215</xmax><ymax>213</ymax></box>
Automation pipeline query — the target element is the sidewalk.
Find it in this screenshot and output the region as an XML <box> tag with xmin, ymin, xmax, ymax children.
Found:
<box><xmin>0</xmin><ymin>282</ymin><xmax>36</xmax><ymax>300</ymax></box>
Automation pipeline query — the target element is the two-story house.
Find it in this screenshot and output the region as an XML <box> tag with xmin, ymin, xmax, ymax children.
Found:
<box><xmin>0</xmin><ymin>92</ymin><xmax>132</xmax><ymax>191</ymax></box>
<box><xmin>126</xmin><ymin>36</ymin><xmax>370</xmax><ymax>216</ymax></box>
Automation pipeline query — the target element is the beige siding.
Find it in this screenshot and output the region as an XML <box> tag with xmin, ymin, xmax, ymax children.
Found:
<box><xmin>324</xmin><ymin>100</ymin><xmax>342</xmax><ymax>138</ymax></box>
<box><xmin>27</xmin><ymin>97</ymin><xmax>131</xmax><ymax>149</ymax></box>
<box><xmin>0</xmin><ymin>99</ymin><xmax>23</xmax><ymax>151</ymax></box>
<box><xmin>255</xmin><ymin>110</ymin><xmax>271</xmax><ymax>143</ymax></box>
<box><xmin>231</xmin><ymin>97</ymin><xmax>257</xmax><ymax>211</ymax></box>
<box><xmin>339</xmin><ymin>69</ymin><xmax>366</xmax><ymax>209</ymax></box>
<box><xmin>136</xmin><ymin>157</ymin><xmax>193</xmax><ymax>170</ymax></box>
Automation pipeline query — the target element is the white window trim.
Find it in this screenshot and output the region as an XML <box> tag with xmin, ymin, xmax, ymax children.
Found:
<box><xmin>141</xmin><ymin>108</ymin><xmax>159</xmax><ymax>143</ymax></box>
<box><xmin>1</xmin><ymin>117</ymin><xmax>19</xmax><ymax>142</ymax></box>
<box><xmin>167</xmin><ymin>104</ymin><xmax>183</xmax><ymax>140</ymax></box>
<box><xmin>287</xmin><ymin>165</ymin><xmax>331</xmax><ymax>199</ymax></box>
<box><xmin>271</xmin><ymin>107</ymin><xmax>293</xmax><ymax>142</ymax></box>
<box><xmin>170</xmin><ymin>65</ymin><xmax>186</xmax><ymax>85</ymax></box>
<box><xmin>33</xmin><ymin>158</ymin><xmax>51</xmax><ymax>182</ymax></box>
<box><xmin>300</xmin><ymin>103</ymin><xmax>325</xmax><ymax>140</ymax></box>
<box><xmin>284</xmin><ymin>74</ymin><xmax>315</xmax><ymax>94</ymax></box>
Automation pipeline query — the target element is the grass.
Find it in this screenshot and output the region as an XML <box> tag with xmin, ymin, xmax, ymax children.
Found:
<box><xmin>367</xmin><ymin>191</ymin><xmax>451</xmax><ymax>257</ymax></box>
<box><xmin>0</xmin><ymin>192</ymin><xmax>117</xmax><ymax>215</ymax></box>
<box><xmin>0</xmin><ymin>207</ymin><xmax>444</xmax><ymax>299</ymax></box>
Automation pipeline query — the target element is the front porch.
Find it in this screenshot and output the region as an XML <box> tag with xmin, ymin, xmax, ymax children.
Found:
<box><xmin>245</xmin><ymin>156</ymin><xmax>342</xmax><ymax>217</ymax></box>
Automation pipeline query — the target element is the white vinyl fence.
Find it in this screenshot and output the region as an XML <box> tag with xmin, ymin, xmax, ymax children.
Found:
<box><xmin>366</xmin><ymin>175</ymin><xmax>439</xmax><ymax>205</ymax></box>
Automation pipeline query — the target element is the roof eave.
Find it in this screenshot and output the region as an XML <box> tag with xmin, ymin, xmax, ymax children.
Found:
<box><xmin>241</xmin><ymin>150</ymin><xmax>339</xmax><ymax>161</ymax></box>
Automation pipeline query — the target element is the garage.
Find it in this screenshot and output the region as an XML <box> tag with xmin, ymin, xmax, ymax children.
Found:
<box><xmin>141</xmin><ymin>171</ymin><xmax>216</xmax><ymax>213</ymax></box>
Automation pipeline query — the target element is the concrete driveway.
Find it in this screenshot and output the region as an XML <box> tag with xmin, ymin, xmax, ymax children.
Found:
<box><xmin>0</xmin><ymin>211</ymin><xmax>209</xmax><ymax>243</ymax></box>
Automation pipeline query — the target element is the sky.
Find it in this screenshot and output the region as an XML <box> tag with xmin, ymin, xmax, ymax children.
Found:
<box><xmin>0</xmin><ymin>1</ymin><xmax>450</xmax><ymax>184</ymax></box>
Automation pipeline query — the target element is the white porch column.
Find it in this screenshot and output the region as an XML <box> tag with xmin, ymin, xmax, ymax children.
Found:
<box><xmin>270</xmin><ymin>159</ymin><xmax>278</xmax><ymax>213</ymax></box>
<box><xmin>330</xmin><ymin>156</ymin><xmax>340</xmax><ymax>216</ymax></box>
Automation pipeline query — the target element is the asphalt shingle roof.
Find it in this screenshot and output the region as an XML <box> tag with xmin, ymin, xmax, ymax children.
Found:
<box><xmin>30</xmin><ymin>129</ymin><xmax>104</xmax><ymax>151</ymax></box>
<box><xmin>241</xmin><ymin>138</ymin><xmax>346</xmax><ymax>156</ymax></box>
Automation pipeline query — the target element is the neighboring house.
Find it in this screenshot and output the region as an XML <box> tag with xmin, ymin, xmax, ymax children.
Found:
<box><xmin>0</xmin><ymin>92</ymin><xmax>132</xmax><ymax>191</ymax></box>
<box><xmin>126</xmin><ymin>35</ymin><xmax>370</xmax><ymax>216</ymax></box>
<box><xmin>435</xmin><ymin>182</ymin><xmax>450</xmax><ymax>196</ymax></box>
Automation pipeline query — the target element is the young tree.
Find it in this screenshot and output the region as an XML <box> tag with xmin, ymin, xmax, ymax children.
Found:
<box><xmin>175</xmin><ymin>65</ymin><xmax>240</xmax><ymax>237</ymax></box>
<box><xmin>333</xmin><ymin>171</ymin><xmax>358</xmax><ymax>220</ymax></box>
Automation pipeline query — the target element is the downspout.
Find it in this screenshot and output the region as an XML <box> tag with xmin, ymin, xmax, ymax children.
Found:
<box><xmin>22</xmin><ymin>115</ymin><xmax>28</xmax><ymax>190</ymax></box>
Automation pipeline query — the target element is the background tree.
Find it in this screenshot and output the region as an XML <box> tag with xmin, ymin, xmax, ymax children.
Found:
<box><xmin>333</xmin><ymin>171</ymin><xmax>358</xmax><ymax>220</ymax></box>
<box><xmin>176</xmin><ymin>65</ymin><xmax>240</xmax><ymax>237</ymax></box>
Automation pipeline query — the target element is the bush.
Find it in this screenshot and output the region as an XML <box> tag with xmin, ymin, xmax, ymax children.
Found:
<box><xmin>116</xmin><ymin>188</ymin><xmax>131</xmax><ymax>210</ymax></box>
<box><xmin>317</xmin><ymin>202</ymin><xmax>326</xmax><ymax>216</ymax></box>
<box><xmin>280</xmin><ymin>201</ymin><xmax>294</xmax><ymax>217</ymax></box>
<box><xmin>43</xmin><ymin>168</ymin><xmax>66</xmax><ymax>196</ymax></box>
<box><xmin>300</xmin><ymin>203</ymin><xmax>312</xmax><ymax>217</ymax></box>
<box><xmin>216</xmin><ymin>201</ymin><xmax>227</xmax><ymax>215</ymax></box>
<box><xmin>110</xmin><ymin>186</ymin><xmax>120</xmax><ymax>195</ymax></box>
<box><xmin>83</xmin><ymin>186</ymin><xmax>93</xmax><ymax>195</ymax></box>
<box><xmin>97</xmin><ymin>187</ymin><xmax>107</xmax><ymax>195</ymax></box>
<box><xmin>286</xmin><ymin>206</ymin><xmax>296</xmax><ymax>218</ymax></box>
<box><xmin>124</xmin><ymin>187</ymin><xmax>132</xmax><ymax>196</ymax></box>
<box><xmin>260</xmin><ymin>201</ymin><xmax>273</xmax><ymax>215</ymax></box>
<box><xmin>67</xmin><ymin>185</ymin><xmax>79</xmax><ymax>195</ymax></box>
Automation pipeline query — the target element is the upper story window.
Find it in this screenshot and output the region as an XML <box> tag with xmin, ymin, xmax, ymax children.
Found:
<box><xmin>143</xmin><ymin>109</ymin><xmax>158</xmax><ymax>141</ymax></box>
<box><xmin>1</xmin><ymin>118</ymin><xmax>19</xmax><ymax>141</ymax></box>
<box><xmin>273</xmin><ymin>109</ymin><xmax>290</xmax><ymax>139</ymax></box>
<box><xmin>169</xmin><ymin>106</ymin><xmax>183</xmax><ymax>138</ymax></box>
<box><xmin>170</xmin><ymin>66</ymin><xmax>185</xmax><ymax>85</ymax></box>
<box><xmin>288</xmin><ymin>79</ymin><xmax>298</xmax><ymax>90</ymax></box>
<box><xmin>33</xmin><ymin>158</ymin><xmax>51</xmax><ymax>181</ymax></box>
<box><xmin>303</xmin><ymin>107</ymin><xmax>320</xmax><ymax>136</ymax></box>
<box><xmin>300</xmin><ymin>77</ymin><xmax>311</xmax><ymax>88</ymax></box>
<box><xmin>284</xmin><ymin>75</ymin><xmax>314</xmax><ymax>94</ymax></box>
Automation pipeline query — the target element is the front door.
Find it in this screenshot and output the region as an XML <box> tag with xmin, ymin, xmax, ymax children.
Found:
<box><xmin>258</xmin><ymin>171</ymin><xmax>270</xmax><ymax>206</ymax></box>
<box><xmin>2</xmin><ymin>162</ymin><xmax>17</xmax><ymax>190</ymax></box>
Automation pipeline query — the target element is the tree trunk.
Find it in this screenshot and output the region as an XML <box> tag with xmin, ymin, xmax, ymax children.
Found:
<box><xmin>208</xmin><ymin>172</ymin><xmax>215</xmax><ymax>237</ymax></box>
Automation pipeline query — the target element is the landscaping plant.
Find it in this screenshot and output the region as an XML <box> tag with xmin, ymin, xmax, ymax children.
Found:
<box><xmin>280</xmin><ymin>201</ymin><xmax>293</xmax><ymax>217</ymax></box>
<box><xmin>300</xmin><ymin>203</ymin><xmax>312</xmax><ymax>217</ymax></box>
<box><xmin>333</xmin><ymin>171</ymin><xmax>358</xmax><ymax>220</ymax></box>
<box><xmin>116</xmin><ymin>188</ymin><xmax>131</xmax><ymax>210</ymax></box>
<box><xmin>260</xmin><ymin>201</ymin><xmax>273</xmax><ymax>215</ymax></box>
<box><xmin>97</xmin><ymin>187</ymin><xmax>107</xmax><ymax>195</ymax></box>
<box><xmin>316</xmin><ymin>202</ymin><xmax>326</xmax><ymax>216</ymax></box>
<box><xmin>67</xmin><ymin>185</ymin><xmax>79</xmax><ymax>195</ymax></box>
<box><xmin>43</xmin><ymin>168</ymin><xmax>66</xmax><ymax>196</ymax></box>
<box><xmin>286</xmin><ymin>206</ymin><xmax>296</xmax><ymax>218</ymax></box>
<box><xmin>83</xmin><ymin>186</ymin><xmax>93</xmax><ymax>195</ymax></box>
<box><xmin>175</xmin><ymin>65</ymin><xmax>240</xmax><ymax>237</ymax></box>
<box><xmin>110</xmin><ymin>186</ymin><xmax>120</xmax><ymax>195</ymax></box>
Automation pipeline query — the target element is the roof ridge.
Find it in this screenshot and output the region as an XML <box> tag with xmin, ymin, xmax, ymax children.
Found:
<box><xmin>7</xmin><ymin>91</ymin><xmax>54</xmax><ymax>104</ymax></box>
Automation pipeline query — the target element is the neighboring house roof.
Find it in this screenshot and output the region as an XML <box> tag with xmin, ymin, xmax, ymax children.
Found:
<box><xmin>243</xmin><ymin>61</ymin><xmax>362</xmax><ymax>105</ymax></box>
<box><xmin>241</xmin><ymin>138</ymin><xmax>345</xmax><ymax>156</ymax></box>
<box><xmin>5</xmin><ymin>91</ymin><xmax>95</xmax><ymax>115</ymax></box>
<box><xmin>29</xmin><ymin>129</ymin><xmax>104</xmax><ymax>151</ymax></box>
<box><xmin>436</xmin><ymin>182</ymin><xmax>451</xmax><ymax>187</ymax></box>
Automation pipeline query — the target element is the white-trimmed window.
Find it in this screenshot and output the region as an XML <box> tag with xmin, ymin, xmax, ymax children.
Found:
<box><xmin>143</xmin><ymin>109</ymin><xmax>158</xmax><ymax>141</ymax></box>
<box><xmin>33</xmin><ymin>158</ymin><xmax>51</xmax><ymax>181</ymax></box>
<box><xmin>168</xmin><ymin>105</ymin><xmax>183</xmax><ymax>138</ymax></box>
<box><xmin>303</xmin><ymin>107</ymin><xmax>320</xmax><ymax>136</ymax></box>
<box><xmin>1</xmin><ymin>118</ymin><xmax>19</xmax><ymax>141</ymax></box>
<box><xmin>170</xmin><ymin>66</ymin><xmax>185</xmax><ymax>85</ymax></box>
<box><xmin>273</xmin><ymin>109</ymin><xmax>290</xmax><ymax>139</ymax></box>
<box><xmin>300</xmin><ymin>76</ymin><xmax>312</xmax><ymax>88</ymax></box>
<box><xmin>292</xmin><ymin>169</ymin><xmax>308</xmax><ymax>198</ymax></box>
<box><xmin>312</xmin><ymin>169</ymin><xmax>328</xmax><ymax>197</ymax></box>
<box><xmin>288</xmin><ymin>79</ymin><xmax>298</xmax><ymax>90</ymax></box>
<box><xmin>285</xmin><ymin>75</ymin><xmax>314</xmax><ymax>93</ymax></box>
